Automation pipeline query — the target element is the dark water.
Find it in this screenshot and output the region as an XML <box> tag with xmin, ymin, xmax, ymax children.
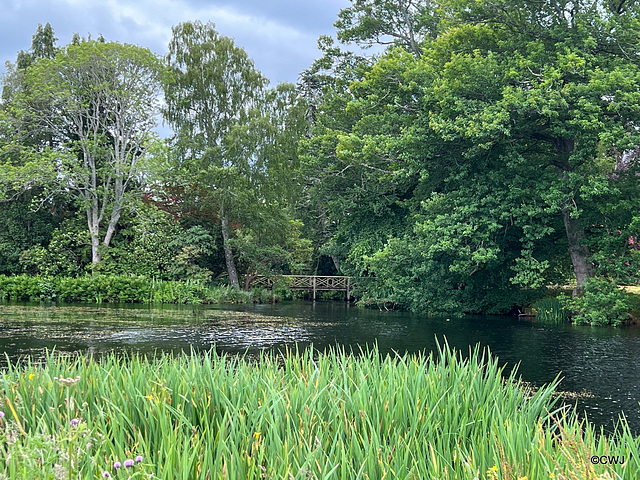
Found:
<box><xmin>1</xmin><ymin>301</ymin><xmax>639</xmax><ymax>434</ymax></box>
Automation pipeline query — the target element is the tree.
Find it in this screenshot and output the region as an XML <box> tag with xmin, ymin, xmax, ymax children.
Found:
<box><xmin>10</xmin><ymin>41</ymin><xmax>164</xmax><ymax>265</ymax></box>
<box><xmin>2</xmin><ymin>23</ymin><xmax>58</xmax><ymax>104</ymax></box>
<box><xmin>164</xmin><ymin>21</ymin><xmax>266</xmax><ymax>288</ymax></box>
<box><xmin>303</xmin><ymin>0</ymin><xmax>640</xmax><ymax>314</ymax></box>
<box><xmin>30</xmin><ymin>23</ymin><xmax>57</xmax><ymax>60</ymax></box>
<box><xmin>164</xmin><ymin>21</ymin><xmax>308</xmax><ymax>288</ymax></box>
<box><xmin>0</xmin><ymin>24</ymin><xmax>74</xmax><ymax>275</ymax></box>
<box><xmin>334</xmin><ymin>0</ymin><xmax>441</xmax><ymax>56</ymax></box>
<box><xmin>425</xmin><ymin>0</ymin><xmax>640</xmax><ymax>296</ymax></box>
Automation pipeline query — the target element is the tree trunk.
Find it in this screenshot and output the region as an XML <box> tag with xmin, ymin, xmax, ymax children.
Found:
<box><xmin>102</xmin><ymin>204</ymin><xmax>122</xmax><ymax>250</ymax></box>
<box><xmin>90</xmin><ymin>234</ymin><xmax>101</xmax><ymax>265</ymax></box>
<box><xmin>552</xmin><ymin>137</ymin><xmax>593</xmax><ymax>297</ymax></box>
<box><xmin>87</xmin><ymin>208</ymin><xmax>101</xmax><ymax>266</ymax></box>
<box><xmin>220</xmin><ymin>205</ymin><xmax>240</xmax><ymax>288</ymax></box>
<box><xmin>331</xmin><ymin>254</ymin><xmax>341</xmax><ymax>274</ymax></box>
<box><xmin>562</xmin><ymin>204</ymin><xmax>593</xmax><ymax>297</ymax></box>
<box><xmin>399</xmin><ymin>0</ymin><xmax>421</xmax><ymax>57</ymax></box>
<box><xmin>244</xmin><ymin>271</ymin><xmax>258</xmax><ymax>291</ymax></box>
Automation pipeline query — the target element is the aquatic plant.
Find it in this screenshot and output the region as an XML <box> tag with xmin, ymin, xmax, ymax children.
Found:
<box><xmin>0</xmin><ymin>344</ymin><xmax>637</xmax><ymax>478</ymax></box>
<box><xmin>532</xmin><ymin>297</ymin><xmax>568</xmax><ymax>324</ymax></box>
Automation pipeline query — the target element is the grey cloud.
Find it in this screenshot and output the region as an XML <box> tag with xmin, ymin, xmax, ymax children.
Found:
<box><xmin>1</xmin><ymin>0</ymin><xmax>351</xmax><ymax>84</ymax></box>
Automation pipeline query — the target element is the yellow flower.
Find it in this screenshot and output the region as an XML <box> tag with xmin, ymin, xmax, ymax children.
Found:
<box><xmin>145</xmin><ymin>394</ymin><xmax>153</xmax><ymax>401</ymax></box>
<box><xmin>253</xmin><ymin>432</ymin><xmax>261</xmax><ymax>440</ymax></box>
<box><xmin>549</xmin><ymin>474</ymin><xmax>555</xmax><ymax>479</ymax></box>
<box><xmin>490</xmin><ymin>465</ymin><xmax>498</xmax><ymax>472</ymax></box>
<box><xmin>28</xmin><ymin>373</ymin><xmax>35</xmax><ymax>380</ymax></box>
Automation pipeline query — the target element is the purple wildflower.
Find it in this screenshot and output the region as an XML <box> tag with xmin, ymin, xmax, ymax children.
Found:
<box><xmin>0</xmin><ymin>411</ymin><xmax>4</xmax><ymax>418</ymax></box>
<box><xmin>113</xmin><ymin>461</ymin><xmax>121</xmax><ymax>469</ymax></box>
<box><xmin>70</xmin><ymin>418</ymin><xmax>80</xmax><ymax>426</ymax></box>
<box><xmin>135</xmin><ymin>455</ymin><xmax>143</xmax><ymax>463</ymax></box>
<box><xmin>102</xmin><ymin>472</ymin><xmax>111</xmax><ymax>478</ymax></box>
<box><xmin>124</xmin><ymin>459</ymin><xmax>134</xmax><ymax>468</ymax></box>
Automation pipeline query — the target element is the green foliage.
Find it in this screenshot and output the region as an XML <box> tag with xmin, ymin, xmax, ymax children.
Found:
<box><xmin>0</xmin><ymin>275</ymin><xmax>267</xmax><ymax>305</ymax></box>
<box><xmin>92</xmin><ymin>204</ymin><xmax>223</xmax><ymax>282</ymax></box>
<box><xmin>164</xmin><ymin>21</ymin><xmax>308</xmax><ymax>287</ymax></box>
<box><xmin>334</xmin><ymin>0</ymin><xmax>439</xmax><ymax>56</ymax></box>
<box><xmin>302</xmin><ymin>0</ymin><xmax>640</xmax><ymax>314</ymax></box>
<box><xmin>628</xmin><ymin>291</ymin><xmax>640</xmax><ymax>322</ymax></box>
<box><xmin>1</xmin><ymin>23</ymin><xmax>58</xmax><ymax>104</ymax></box>
<box><xmin>232</xmin><ymin>218</ymin><xmax>313</xmax><ymax>280</ymax></box>
<box><xmin>5</xmin><ymin>5</ymin><xmax>640</xmax><ymax>322</ymax></box>
<box><xmin>3</xmin><ymin>39</ymin><xmax>165</xmax><ymax>265</ymax></box>
<box><xmin>532</xmin><ymin>297</ymin><xmax>568</xmax><ymax>324</ymax></box>
<box><xmin>0</xmin><ymin>275</ymin><xmax>47</xmax><ymax>301</ymax></box>
<box><xmin>0</xmin><ymin>191</ymin><xmax>69</xmax><ymax>276</ymax></box>
<box><xmin>58</xmin><ymin>275</ymin><xmax>152</xmax><ymax>303</ymax></box>
<box><xmin>100</xmin><ymin>206</ymin><xmax>182</xmax><ymax>278</ymax></box>
<box><xmin>1</xmin><ymin>344</ymin><xmax>638</xmax><ymax>478</ymax></box>
<box><xmin>168</xmin><ymin>226</ymin><xmax>217</xmax><ymax>281</ymax></box>
<box><xmin>563</xmin><ymin>278</ymin><xmax>631</xmax><ymax>326</ymax></box>
<box><xmin>148</xmin><ymin>279</ymin><xmax>253</xmax><ymax>305</ymax></box>
<box><xmin>19</xmin><ymin>219</ymin><xmax>89</xmax><ymax>277</ymax></box>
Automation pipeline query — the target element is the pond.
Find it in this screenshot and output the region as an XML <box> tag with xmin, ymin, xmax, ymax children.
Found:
<box><xmin>1</xmin><ymin>301</ymin><xmax>639</xmax><ymax>434</ymax></box>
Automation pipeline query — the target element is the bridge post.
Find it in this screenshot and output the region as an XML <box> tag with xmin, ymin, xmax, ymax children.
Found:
<box><xmin>345</xmin><ymin>277</ymin><xmax>350</xmax><ymax>301</ymax></box>
<box><xmin>312</xmin><ymin>276</ymin><xmax>317</xmax><ymax>300</ymax></box>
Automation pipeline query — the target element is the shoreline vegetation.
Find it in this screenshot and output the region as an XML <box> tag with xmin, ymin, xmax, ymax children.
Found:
<box><xmin>2</xmin><ymin>274</ymin><xmax>640</xmax><ymax>326</ymax></box>
<box><xmin>1</xmin><ymin>344</ymin><xmax>638</xmax><ymax>479</ymax></box>
<box><xmin>0</xmin><ymin>274</ymin><xmax>278</xmax><ymax>305</ymax></box>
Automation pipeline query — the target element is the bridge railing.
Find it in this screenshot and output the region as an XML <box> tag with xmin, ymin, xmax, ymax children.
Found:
<box><xmin>251</xmin><ymin>275</ymin><xmax>352</xmax><ymax>300</ymax></box>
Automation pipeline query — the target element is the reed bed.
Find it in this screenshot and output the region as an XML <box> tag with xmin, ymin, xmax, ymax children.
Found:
<box><xmin>0</xmin><ymin>344</ymin><xmax>637</xmax><ymax>479</ymax></box>
<box><xmin>532</xmin><ymin>297</ymin><xmax>568</xmax><ymax>325</ymax></box>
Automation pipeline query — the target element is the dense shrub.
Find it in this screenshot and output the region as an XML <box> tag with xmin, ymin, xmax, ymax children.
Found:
<box><xmin>0</xmin><ymin>275</ymin><xmax>268</xmax><ymax>305</ymax></box>
<box><xmin>562</xmin><ymin>277</ymin><xmax>631</xmax><ymax>326</ymax></box>
<box><xmin>0</xmin><ymin>275</ymin><xmax>44</xmax><ymax>301</ymax></box>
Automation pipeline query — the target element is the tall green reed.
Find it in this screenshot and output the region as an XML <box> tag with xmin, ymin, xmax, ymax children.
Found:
<box><xmin>0</xmin><ymin>343</ymin><xmax>637</xmax><ymax>479</ymax></box>
<box><xmin>533</xmin><ymin>297</ymin><xmax>568</xmax><ymax>324</ymax></box>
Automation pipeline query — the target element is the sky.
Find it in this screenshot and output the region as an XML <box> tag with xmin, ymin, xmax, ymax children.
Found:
<box><xmin>0</xmin><ymin>0</ymin><xmax>352</xmax><ymax>85</ymax></box>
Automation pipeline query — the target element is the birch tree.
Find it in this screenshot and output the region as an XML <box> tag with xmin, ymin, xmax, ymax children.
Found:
<box><xmin>164</xmin><ymin>21</ymin><xmax>268</xmax><ymax>288</ymax></box>
<box><xmin>17</xmin><ymin>41</ymin><xmax>163</xmax><ymax>265</ymax></box>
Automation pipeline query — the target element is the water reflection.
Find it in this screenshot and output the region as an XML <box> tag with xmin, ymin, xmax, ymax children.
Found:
<box><xmin>0</xmin><ymin>301</ymin><xmax>639</xmax><ymax>434</ymax></box>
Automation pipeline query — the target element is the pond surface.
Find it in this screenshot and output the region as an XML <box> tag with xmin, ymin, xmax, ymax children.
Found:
<box><xmin>1</xmin><ymin>301</ymin><xmax>639</xmax><ymax>434</ymax></box>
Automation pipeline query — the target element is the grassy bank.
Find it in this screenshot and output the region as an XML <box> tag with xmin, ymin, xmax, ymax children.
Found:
<box><xmin>0</xmin><ymin>274</ymin><xmax>275</xmax><ymax>304</ymax></box>
<box><xmin>1</xmin><ymin>345</ymin><xmax>637</xmax><ymax>479</ymax></box>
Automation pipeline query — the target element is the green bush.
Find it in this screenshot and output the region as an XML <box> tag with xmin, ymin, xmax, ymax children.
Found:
<box><xmin>562</xmin><ymin>277</ymin><xmax>631</xmax><ymax>326</ymax></box>
<box><xmin>0</xmin><ymin>274</ymin><xmax>271</xmax><ymax>305</ymax></box>
<box><xmin>628</xmin><ymin>292</ymin><xmax>640</xmax><ymax>322</ymax></box>
<box><xmin>0</xmin><ymin>274</ymin><xmax>44</xmax><ymax>301</ymax></box>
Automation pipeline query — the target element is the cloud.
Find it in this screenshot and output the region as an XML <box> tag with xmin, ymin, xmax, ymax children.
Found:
<box><xmin>59</xmin><ymin>0</ymin><xmax>325</xmax><ymax>81</ymax></box>
<box><xmin>1</xmin><ymin>0</ymin><xmax>350</xmax><ymax>84</ymax></box>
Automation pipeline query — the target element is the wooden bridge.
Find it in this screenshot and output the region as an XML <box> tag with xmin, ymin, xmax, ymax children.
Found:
<box><xmin>251</xmin><ymin>275</ymin><xmax>352</xmax><ymax>300</ymax></box>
